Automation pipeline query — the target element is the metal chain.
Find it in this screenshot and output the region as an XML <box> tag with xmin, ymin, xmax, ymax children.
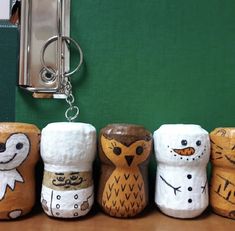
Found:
<box><xmin>64</xmin><ymin>76</ymin><xmax>79</xmax><ymax>122</ymax></box>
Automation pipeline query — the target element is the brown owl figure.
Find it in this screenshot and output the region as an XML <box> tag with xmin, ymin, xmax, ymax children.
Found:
<box><xmin>98</xmin><ymin>124</ymin><xmax>152</xmax><ymax>218</ymax></box>
<box><xmin>210</xmin><ymin>128</ymin><xmax>235</xmax><ymax>219</ymax></box>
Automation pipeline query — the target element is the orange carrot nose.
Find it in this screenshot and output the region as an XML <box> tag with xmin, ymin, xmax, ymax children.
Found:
<box><xmin>173</xmin><ymin>147</ymin><xmax>195</xmax><ymax>156</ymax></box>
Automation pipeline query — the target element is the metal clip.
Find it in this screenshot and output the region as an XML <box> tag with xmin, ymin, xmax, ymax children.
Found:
<box><xmin>19</xmin><ymin>0</ymin><xmax>83</xmax><ymax>99</ymax></box>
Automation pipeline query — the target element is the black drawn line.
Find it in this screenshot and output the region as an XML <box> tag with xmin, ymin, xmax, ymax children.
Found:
<box><xmin>129</xmin><ymin>184</ymin><xmax>134</xmax><ymax>191</ymax></box>
<box><xmin>138</xmin><ymin>183</ymin><xmax>143</xmax><ymax>191</ymax></box>
<box><xmin>114</xmin><ymin>176</ymin><xmax>120</xmax><ymax>183</ymax></box>
<box><xmin>121</xmin><ymin>184</ymin><xmax>126</xmax><ymax>192</ymax></box>
<box><xmin>134</xmin><ymin>174</ymin><xmax>139</xmax><ymax>181</ymax></box>
<box><xmin>214</xmin><ymin>190</ymin><xmax>235</xmax><ymax>205</ymax></box>
<box><xmin>124</xmin><ymin>173</ymin><xmax>130</xmax><ymax>180</ymax></box>
<box><xmin>224</xmin><ymin>180</ymin><xmax>230</xmax><ymax>191</ymax></box>
<box><xmin>120</xmin><ymin>200</ymin><xmax>125</xmax><ymax>206</ymax></box>
<box><xmin>217</xmin><ymin>184</ymin><xmax>221</xmax><ymax>193</ymax></box>
<box><xmin>114</xmin><ymin>188</ymin><xmax>119</xmax><ymax>197</ymax></box>
<box><xmin>216</xmin><ymin>174</ymin><xmax>235</xmax><ymax>187</ymax></box>
<box><xmin>226</xmin><ymin>191</ymin><xmax>232</xmax><ymax>200</ymax></box>
<box><xmin>225</xmin><ymin>155</ymin><xmax>235</xmax><ymax>165</ymax></box>
<box><xmin>160</xmin><ymin>175</ymin><xmax>181</xmax><ymax>195</ymax></box>
<box><xmin>125</xmin><ymin>193</ymin><xmax>131</xmax><ymax>200</ymax></box>
<box><xmin>201</xmin><ymin>179</ymin><xmax>207</xmax><ymax>194</ymax></box>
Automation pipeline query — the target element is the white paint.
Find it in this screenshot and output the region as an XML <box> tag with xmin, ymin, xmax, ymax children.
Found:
<box><xmin>40</xmin><ymin>122</ymin><xmax>96</xmax><ymax>218</ymax></box>
<box><xmin>0</xmin><ymin>0</ymin><xmax>10</xmax><ymax>20</ymax></box>
<box><xmin>0</xmin><ymin>133</ymin><xmax>30</xmax><ymax>200</ymax></box>
<box><xmin>153</xmin><ymin>124</ymin><xmax>210</xmax><ymax>218</ymax></box>
<box><xmin>41</xmin><ymin>185</ymin><xmax>94</xmax><ymax>218</ymax></box>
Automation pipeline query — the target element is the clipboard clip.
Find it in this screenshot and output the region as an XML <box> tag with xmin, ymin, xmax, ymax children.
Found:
<box><xmin>19</xmin><ymin>0</ymin><xmax>83</xmax><ymax>99</ymax></box>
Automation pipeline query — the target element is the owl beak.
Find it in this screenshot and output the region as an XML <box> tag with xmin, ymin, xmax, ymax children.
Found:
<box><xmin>173</xmin><ymin>147</ymin><xmax>195</xmax><ymax>156</ymax></box>
<box><xmin>125</xmin><ymin>155</ymin><xmax>134</xmax><ymax>166</ymax></box>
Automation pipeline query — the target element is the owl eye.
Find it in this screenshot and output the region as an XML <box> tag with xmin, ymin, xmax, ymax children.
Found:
<box><xmin>196</xmin><ymin>140</ymin><xmax>201</xmax><ymax>146</ymax></box>
<box><xmin>16</xmin><ymin>142</ymin><xmax>23</xmax><ymax>150</ymax></box>
<box><xmin>113</xmin><ymin>147</ymin><xmax>122</xmax><ymax>155</ymax></box>
<box><xmin>181</xmin><ymin>140</ymin><xmax>187</xmax><ymax>146</ymax></box>
<box><xmin>136</xmin><ymin>146</ymin><xmax>144</xmax><ymax>155</ymax></box>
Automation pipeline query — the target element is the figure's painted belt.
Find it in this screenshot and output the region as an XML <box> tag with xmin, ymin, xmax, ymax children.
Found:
<box><xmin>42</xmin><ymin>170</ymin><xmax>93</xmax><ymax>191</ymax></box>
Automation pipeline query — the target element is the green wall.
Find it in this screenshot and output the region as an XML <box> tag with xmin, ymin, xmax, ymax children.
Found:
<box><xmin>0</xmin><ymin>26</ymin><xmax>18</xmax><ymax>121</ymax></box>
<box><xmin>16</xmin><ymin>0</ymin><xmax>235</xmax><ymax>132</ymax></box>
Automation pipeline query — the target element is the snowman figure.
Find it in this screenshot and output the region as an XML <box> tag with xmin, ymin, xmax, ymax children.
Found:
<box><xmin>40</xmin><ymin>122</ymin><xmax>96</xmax><ymax>218</ymax></box>
<box><xmin>153</xmin><ymin>124</ymin><xmax>210</xmax><ymax>218</ymax></box>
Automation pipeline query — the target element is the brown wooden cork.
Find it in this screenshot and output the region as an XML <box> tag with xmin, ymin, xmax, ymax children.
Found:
<box><xmin>98</xmin><ymin>124</ymin><xmax>152</xmax><ymax>218</ymax></box>
<box><xmin>210</xmin><ymin>128</ymin><xmax>235</xmax><ymax>219</ymax></box>
<box><xmin>0</xmin><ymin>123</ymin><xmax>40</xmax><ymax>220</ymax></box>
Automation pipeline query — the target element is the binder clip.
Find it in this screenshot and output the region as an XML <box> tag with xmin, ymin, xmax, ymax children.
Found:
<box><xmin>19</xmin><ymin>0</ymin><xmax>83</xmax><ymax>99</ymax></box>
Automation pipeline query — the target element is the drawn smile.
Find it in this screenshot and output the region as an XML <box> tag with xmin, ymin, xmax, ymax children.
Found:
<box><xmin>225</xmin><ymin>155</ymin><xmax>235</xmax><ymax>165</ymax></box>
<box><xmin>0</xmin><ymin>153</ymin><xmax>17</xmax><ymax>164</ymax></box>
<box><xmin>173</xmin><ymin>147</ymin><xmax>195</xmax><ymax>156</ymax></box>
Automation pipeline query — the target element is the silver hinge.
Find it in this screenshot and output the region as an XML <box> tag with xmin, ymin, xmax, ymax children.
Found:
<box><xmin>19</xmin><ymin>0</ymin><xmax>82</xmax><ymax>99</ymax></box>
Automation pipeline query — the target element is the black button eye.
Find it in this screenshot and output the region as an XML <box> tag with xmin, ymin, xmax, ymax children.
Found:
<box><xmin>113</xmin><ymin>147</ymin><xmax>122</xmax><ymax>155</ymax></box>
<box><xmin>196</xmin><ymin>140</ymin><xmax>201</xmax><ymax>146</ymax></box>
<box><xmin>136</xmin><ymin>146</ymin><xmax>144</xmax><ymax>155</ymax></box>
<box><xmin>16</xmin><ymin>142</ymin><xmax>23</xmax><ymax>150</ymax></box>
<box><xmin>181</xmin><ymin>140</ymin><xmax>187</xmax><ymax>146</ymax></box>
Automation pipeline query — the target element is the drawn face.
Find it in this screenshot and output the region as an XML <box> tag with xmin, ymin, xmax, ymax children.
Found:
<box><xmin>0</xmin><ymin>133</ymin><xmax>30</xmax><ymax>170</ymax></box>
<box><xmin>51</xmin><ymin>172</ymin><xmax>86</xmax><ymax>190</ymax></box>
<box><xmin>210</xmin><ymin>128</ymin><xmax>235</xmax><ymax>168</ymax></box>
<box><xmin>100</xmin><ymin>135</ymin><xmax>151</xmax><ymax>168</ymax></box>
<box><xmin>154</xmin><ymin>125</ymin><xmax>210</xmax><ymax>165</ymax></box>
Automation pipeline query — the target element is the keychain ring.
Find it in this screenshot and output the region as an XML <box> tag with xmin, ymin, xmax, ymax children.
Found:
<box><xmin>40</xmin><ymin>35</ymin><xmax>83</xmax><ymax>78</ymax></box>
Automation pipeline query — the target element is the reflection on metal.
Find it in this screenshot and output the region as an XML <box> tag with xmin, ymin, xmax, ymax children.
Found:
<box><xmin>19</xmin><ymin>0</ymin><xmax>83</xmax><ymax>99</ymax></box>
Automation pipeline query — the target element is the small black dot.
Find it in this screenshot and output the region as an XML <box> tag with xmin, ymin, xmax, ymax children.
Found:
<box><xmin>192</xmin><ymin>158</ymin><xmax>195</xmax><ymax>160</ymax></box>
<box><xmin>74</xmin><ymin>194</ymin><xmax>78</xmax><ymax>200</ymax></box>
<box><xmin>181</xmin><ymin>140</ymin><xmax>187</xmax><ymax>146</ymax></box>
<box><xmin>188</xmin><ymin>199</ymin><xmax>192</xmax><ymax>203</ymax></box>
<box><xmin>113</xmin><ymin>147</ymin><xmax>122</xmax><ymax>155</ymax></box>
<box><xmin>136</xmin><ymin>146</ymin><xmax>144</xmax><ymax>155</ymax></box>
<box><xmin>56</xmin><ymin>195</ymin><xmax>61</xmax><ymax>200</ymax></box>
<box><xmin>167</xmin><ymin>146</ymin><xmax>169</xmax><ymax>148</ymax></box>
<box><xmin>180</xmin><ymin>157</ymin><xmax>183</xmax><ymax>159</ymax></box>
<box><xmin>174</xmin><ymin>154</ymin><xmax>176</xmax><ymax>156</ymax></box>
<box><xmin>56</xmin><ymin>204</ymin><xmax>60</xmax><ymax>209</ymax></box>
<box><xmin>186</xmin><ymin>159</ymin><xmax>189</xmax><ymax>161</ymax></box>
<box><xmin>196</xmin><ymin>140</ymin><xmax>201</xmax><ymax>146</ymax></box>
<box><xmin>187</xmin><ymin>174</ymin><xmax>192</xmax><ymax>179</ymax></box>
<box><xmin>74</xmin><ymin>204</ymin><xmax>78</xmax><ymax>209</ymax></box>
<box><xmin>74</xmin><ymin>212</ymin><xmax>78</xmax><ymax>217</ymax></box>
<box><xmin>56</xmin><ymin>212</ymin><xmax>60</xmax><ymax>216</ymax></box>
<box><xmin>198</xmin><ymin>156</ymin><xmax>201</xmax><ymax>158</ymax></box>
<box><xmin>188</xmin><ymin>187</ymin><xmax>192</xmax><ymax>191</ymax></box>
<box><xmin>16</xmin><ymin>142</ymin><xmax>23</xmax><ymax>150</ymax></box>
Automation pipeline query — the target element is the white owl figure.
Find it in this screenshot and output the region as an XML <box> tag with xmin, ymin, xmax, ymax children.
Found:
<box><xmin>40</xmin><ymin>122</ymin><xmax>96</xmax><ymax>218</ymax></box>
<box><xmin>153</xmin><ymin>124</ymin><xmax>210</xmax><ymax>218</ymax></box>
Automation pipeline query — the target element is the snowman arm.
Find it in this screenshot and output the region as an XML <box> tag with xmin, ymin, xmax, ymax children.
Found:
<box><xmin>160</xmin><ymin>175</ymin><xmax>181</xmax><ymax>195</ymax></box>
<box><xmin>201</xmin><ymin>178</ymin><xmax>208</xmax><ymax>194</ymax></box>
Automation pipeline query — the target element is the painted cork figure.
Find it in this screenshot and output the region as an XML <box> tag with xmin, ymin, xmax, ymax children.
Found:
<box><xmin>153</xmin><ymin>124</ymin><xmax>210</xmax><ymax>218</ymax></box>
<box><xmin>210</xmin><ymin>128</ymin><xmax>235</xmax><ymax>219</ymax></box>
<box><xmin>40</xmin><ymin>122</ymin><xmax>96</xmax><ymax>218</ymax></box>
<box><xmin>0</xmin><ymin>123</ymin><xmax>40</xmax><ymax>219</ymax></box>
<box><xmin>98</xmin><ymin>124</ymin><xmax>152</xmax><ymax>218</ymax></box>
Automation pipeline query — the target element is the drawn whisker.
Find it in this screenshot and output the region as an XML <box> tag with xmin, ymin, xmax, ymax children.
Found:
<box><xmin>232</xmin><ymin>145</ymin><xmax>235</xmax><ymax>150</ymax></box>
<box><xmin>109</xmin><ymin>147</ymin><xmax>113</xmax><ymax>150</ymax></box>
<box><xmin>215</xmin><ymin>152</ymin><xmax>222</xmax><ymax>155</ymax></box>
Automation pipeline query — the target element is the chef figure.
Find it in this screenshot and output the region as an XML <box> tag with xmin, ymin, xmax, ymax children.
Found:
<box><xmin>40</xmin><ymin>122</ymin><xmax>96</xmax><ymax>218</ymax></box>
<box><xmin>153</xmin><ymin>124</ymin><xmax>210</xmax><ymax>218</ymax></box>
